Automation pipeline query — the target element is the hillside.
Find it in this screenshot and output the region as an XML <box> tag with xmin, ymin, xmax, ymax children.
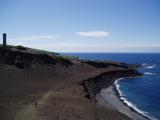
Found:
<box><xmin>0</xmin><ymin>45</ymin><xmax>142</xmax><ymax>120</ymax></box>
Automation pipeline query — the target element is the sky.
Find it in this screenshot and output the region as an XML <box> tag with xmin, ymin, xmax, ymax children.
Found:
<box><xmin>0</xmin><ymin>0</ymin><xmax>160</xmax><ymax>53</ymax></box>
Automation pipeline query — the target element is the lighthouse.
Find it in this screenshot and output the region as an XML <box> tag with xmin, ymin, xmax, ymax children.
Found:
<box><xmin>3</xmin><ymin>33</ymin><xmax>7</xmax><ymax>47</ymax></box>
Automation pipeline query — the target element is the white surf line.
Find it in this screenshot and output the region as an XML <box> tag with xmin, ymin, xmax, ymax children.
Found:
<box><xmin>144</xmin><ymin>72</ymin><xmax>157</xmax><ymax>75</ymax></box>
<box><xmin>114</xmin><ymin>78</ymin><xmax>158</xmax><ymax>120</ymax></box>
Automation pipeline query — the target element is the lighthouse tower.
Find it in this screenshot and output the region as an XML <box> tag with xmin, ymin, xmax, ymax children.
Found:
<box><xmin>3</xmin><ymin>33</ymin><xmax>7</xmax><ymax>47</ymax></box>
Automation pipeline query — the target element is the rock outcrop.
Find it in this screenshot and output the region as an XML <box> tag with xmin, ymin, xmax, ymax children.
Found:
<box><xmin>0</xmin><ymin>46</ymin><xmax>73</xmax><ymax>68</ymax></box>
<box><xmin>82</xmin><ymin>70</ymin><xmax>142</xmax><ymax>101</ymax></box>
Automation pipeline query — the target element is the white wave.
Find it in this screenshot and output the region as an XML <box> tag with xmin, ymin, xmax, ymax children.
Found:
<box><xmin>144</xmin><ymin>72</ymin><xmax>157</xmax><ymax>75</ymax></box>
<box><xmin>146</xmin><ymin>66</ymin><xmax>155</xmax><ymax>69</ymax></box>
<box><xmin>115</xmin><ymin>79</ymin><xmax>158</xmax><ymax>120</ymax></box>
<box><xmin>142</xmin><ymin>63</ymin><xmax>156</xmax><ymax>69</ymax></box>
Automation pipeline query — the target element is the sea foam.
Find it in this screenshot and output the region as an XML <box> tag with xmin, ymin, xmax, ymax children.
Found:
<box><xmin>114</xmin><ymin>78</ymin><xmax>158</xmax><ymax>120</ymax></box>
<box><xmin>142</xmin><ymin>63</ymin><xmax>156</xmax><ymax>69</ymax></box>
<box><xmin>144</xmin><ymin>72</ymin><xmax>157</xmax><ymax>75</ymax></box>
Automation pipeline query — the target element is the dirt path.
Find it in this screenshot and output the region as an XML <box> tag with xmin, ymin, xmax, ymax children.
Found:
<box><xmin>14</xmin><ymin>91</ymin><xmax>52</xmax><ymax>120</ymax></box>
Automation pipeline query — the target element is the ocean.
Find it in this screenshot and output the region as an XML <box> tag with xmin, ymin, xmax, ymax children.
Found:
<box><xmin>61</xmin><ymin>53</ymin><xmax>160</xmax><ymax>120</ymax></box>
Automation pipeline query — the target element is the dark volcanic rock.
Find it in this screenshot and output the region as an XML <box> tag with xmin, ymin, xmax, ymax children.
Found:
<box><xmin>82</xmin><ymin>60</ymin><xmax>129</xmax><ymax>68</ymax></box>
<box><xmin>0</xmin><ymin>47</ymin><xmax>73</xmax><ymax>68</ymax></box>
<box><xmin>82</xmin><ymin>70</ymin><xmax>142</xmax><ymax>100</ymax></box>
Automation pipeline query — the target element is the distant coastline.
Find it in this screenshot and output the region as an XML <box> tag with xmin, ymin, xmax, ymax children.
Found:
<box><xmin>82</xmin><ymin>69</ymin><xmax>150</xmax><ymax>120</ymax></box>
<box><xmin>0</xmin><ymin>45</ymin><xmax>152</xmax><ymax>120</ymax></box>
<box><xmin>65</xmin><ymin>52</ymin><xmax>160</xmax><ymax>120</ymax></box>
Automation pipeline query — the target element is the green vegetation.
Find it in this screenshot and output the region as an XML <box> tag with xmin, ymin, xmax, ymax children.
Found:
<box><xmin>15</xmin><ymin>45</ymin><xmax>27</xmax><ymax>50</ymax></box>
<box><xmin>14</xmin><ymin>45</ymin><xmax>59</xmax><ymax>56</ymax></box>
<box><xmin>57</xmin><ymin>55</ymin><xmax>79</xmax><ymax>60</ymax></box>
<box><xmin>1</xmin><ymin>44</ymin><xmax>78</xmax><ymax>61</ymax></box>
<box><xmin>32</xmin><ymin>48</ymin><xmax>60</xmax><ymax>56</ymax></box>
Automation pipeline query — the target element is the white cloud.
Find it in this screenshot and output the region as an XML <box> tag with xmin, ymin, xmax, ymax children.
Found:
<box><xmin>107</xmin><ymin>44</ymin><xmax>160</xmax><ymax>48</ymax></box>
<box><xmin>10</xmin><ymin>35</ymin><xmax>61</xmax><ymax>41</ymax></box>
<box><xmin>7</xmin><ymin>35</ymin><xmax>61</xmax><ymax>46</ymax></box>
<box><xmin>32</xmin><ymin>44</ymin><xmax>160</xmax><ymax>53</ymax></box>
<box><xmin>5</xmin><ymin>34</ymin><xmax>160</xmax><ymax>53</ymax></box>
<box><xmin>76</xmin><ymin>31</ymin><xmax>110</xmax><ymax>37</ymax></box>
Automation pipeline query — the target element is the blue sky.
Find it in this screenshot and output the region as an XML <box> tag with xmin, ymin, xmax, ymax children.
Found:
<box><xmin>0</xmin><ymin>0</ymin><xmax>160</xmax><ymax>52</ymax></box>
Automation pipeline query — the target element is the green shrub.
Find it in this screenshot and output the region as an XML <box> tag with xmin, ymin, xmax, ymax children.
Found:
<box><xmin>15</xmin><ymin>45</ymin><xmax>27</xmax><ymax>50</ymax></box>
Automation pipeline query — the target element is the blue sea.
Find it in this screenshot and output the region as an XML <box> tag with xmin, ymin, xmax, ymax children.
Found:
<box><xmin>61</xmin><ymin>53</ymin><xmax>160</xmax><ymax>120</ymax></box>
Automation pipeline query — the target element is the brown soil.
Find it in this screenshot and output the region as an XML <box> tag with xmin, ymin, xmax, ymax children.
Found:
<box><xmin>0</xmin><ymin>46</ymin><xmax>134</xmax><ymax>120</ymax></box>
<box><xmin>0</xmin><ymin>61</ymin><xmax>132</xmax><ymax>120</ymax></box>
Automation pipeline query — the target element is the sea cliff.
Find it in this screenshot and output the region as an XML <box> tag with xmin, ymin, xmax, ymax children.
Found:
<box><xmin>82</xmin><ymin>70</ymin><xmax>142</xmax><ymax>101</ymax></box>
<box><xmin>0</xmin><ymin>45</ymin><xmax>145</xmax><ymax>120</ymax></box>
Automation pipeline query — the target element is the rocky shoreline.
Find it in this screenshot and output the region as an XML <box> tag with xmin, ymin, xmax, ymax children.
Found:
<box><xmin>0</xmin><ymin>45</ymin><xmax>147</xmax><ymax>120</ymax></box>
<box><xmin>81</xmin><ymin>68</ymin><xmax>152</xmax><ymax>120</ymax></box>
<box><xmin>82</xmin><ymin>69</ymin><xmax>142</xmax><ymax>100</ymax></box>
<box><xmin>112</xmin><ymin>83</ymin><xmax>150</xmax><ymax>120</ymax></box>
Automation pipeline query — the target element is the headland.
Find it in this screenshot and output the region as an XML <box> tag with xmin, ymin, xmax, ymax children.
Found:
<box><xmin>0</xmin><ymin>45</ymin><xmax>147</xmax><ymax>120</ymax></box>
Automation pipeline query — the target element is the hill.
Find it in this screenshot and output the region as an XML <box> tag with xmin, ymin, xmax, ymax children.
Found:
<box><xmin>0</xmin><ymin>45</ymin><xmax>143</xmax><ymax>120</ymax></box>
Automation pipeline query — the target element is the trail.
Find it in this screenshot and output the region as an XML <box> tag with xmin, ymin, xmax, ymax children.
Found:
<box><xmin>14</xmin><ymin>91</ymin><xmax>52</xmax><ymax>120</ymax></box>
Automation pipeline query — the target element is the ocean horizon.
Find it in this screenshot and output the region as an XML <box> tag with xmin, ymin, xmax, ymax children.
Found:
<box><xmin>61</xmin><ymin>53</ymin><xmax>160</xmax><ymax>120</ymax></box>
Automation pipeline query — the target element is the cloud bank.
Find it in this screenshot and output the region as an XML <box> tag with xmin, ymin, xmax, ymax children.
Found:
<box><xmin>8</xmin><ymin>35</ymin><xmax>61</xmax><ymax>45</ymax></box>
<box><xmin>7</xmin><ymin>34</ymin><xmax>160</xmax><ymax>53</ymax></box>
<box><xmin>76</xmin><ymin>31</ymin><xmax>110</xmax><ymax>37</ymax></box>
<box><xmin>10</xmin><ymin>35</ymin><xmax>60</xmax><ymax>41</ymax></box>
<box><xmin>28</xmin><ymin>43</ymin><xmax>160</xmax><ymax>53</ymax></box>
